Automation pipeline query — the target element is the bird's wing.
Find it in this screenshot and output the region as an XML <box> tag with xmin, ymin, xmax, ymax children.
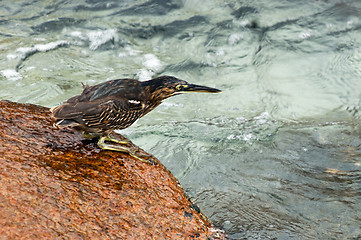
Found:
<box><xmin>74</xmin><ymin>79</ymin><xmax>146</xmax><ymax>102</ymax></box>
<box><xmin>81</xmin><ymin>98</ymin><xmax>144</xmax><ymax>129</ymax></box>
<box><xmin>52</xmin><ymin>97</ymin><xmax>145</xmax><ymax>130</ymax></box>
<box><xmin>53</xmin><ymin>96</ymin><xmax>144</xmax><ymax>117</ymax></box>
<box><xmin>51</xmin><ymin>79</ymin><xmax>148</xmax><ymax>130</ymax></box>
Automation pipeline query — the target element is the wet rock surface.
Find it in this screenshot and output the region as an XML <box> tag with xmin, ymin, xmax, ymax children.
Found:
<box><xmin>0</xmin><ymin>100</ymin><xmax>226</xmax><ymax>239</ymax></box>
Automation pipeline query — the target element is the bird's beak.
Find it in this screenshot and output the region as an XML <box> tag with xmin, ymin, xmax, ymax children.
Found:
<box><xmin>182</xmin><ymin>84</ymin><xmax>222</xmax><ymax>93</ymax></box>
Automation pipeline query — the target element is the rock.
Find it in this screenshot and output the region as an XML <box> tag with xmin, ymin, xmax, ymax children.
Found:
<box><xmin>0</xmin><ymin>100</ymin><xmax>227</xmax><ymax>239</ymax></box>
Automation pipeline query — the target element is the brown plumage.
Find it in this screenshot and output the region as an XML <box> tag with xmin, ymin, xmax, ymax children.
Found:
<box><xmin>50</xmin><ymin>75</ymin><xmax>221</xmax><ymax>163</ymax></box>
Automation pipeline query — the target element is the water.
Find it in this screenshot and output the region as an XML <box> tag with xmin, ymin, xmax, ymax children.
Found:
<box><xmin>1</xmin><ymin>0</ymin><xmax>361</xmax><ymax>239</ymax></box>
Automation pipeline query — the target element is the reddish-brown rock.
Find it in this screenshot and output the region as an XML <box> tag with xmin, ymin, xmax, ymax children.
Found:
<box><xmin>0</xmin><ymin>100</ymin><xmax>226</xmax><ymax>239</ymax></box>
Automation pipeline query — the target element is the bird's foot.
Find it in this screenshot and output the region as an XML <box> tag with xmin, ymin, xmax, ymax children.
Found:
<box><xmin>97</xmin><ymin>136</ymin><xmax>154</xmax><ymax>164</ymax></box>
<box><xmin>103</xmin><ymin>136</ymin><xmax>130</xmax><ymax>145</ymax></box>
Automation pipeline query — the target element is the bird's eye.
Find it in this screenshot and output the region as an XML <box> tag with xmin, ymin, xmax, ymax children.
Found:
<box><xmin>176</xmin><ymin>84</ymin><xmax>188</xmax><ymax>91</ymax></box>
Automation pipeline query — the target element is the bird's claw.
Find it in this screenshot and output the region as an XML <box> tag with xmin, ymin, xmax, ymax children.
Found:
<box><xmin>104</xmin><ymin>136</ymin><xmax>130</xmax><ymax>145</ymax></box>
<box><xmin>129</xmin><ymin>149</ymin><xmax>155</xmax><ymax>165</ymax></box>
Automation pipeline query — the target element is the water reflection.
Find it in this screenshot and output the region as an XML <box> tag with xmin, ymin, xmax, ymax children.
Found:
<box><xmin>1</xmin><ymin>0</ymin><xmax>361</xmax><ymax>239</ymax></box>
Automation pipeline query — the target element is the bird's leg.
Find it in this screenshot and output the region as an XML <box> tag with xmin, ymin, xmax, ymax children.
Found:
<box><xmin>97</xmin><ymin>136</ymin><xmax>154</xmax><ymax>164</ymax></box>
<box><xmin>82</xmin><ymin>132</ymin><xmax>100</xmax><ymax>139</ymax></box>
<box><xmin>82</xmin><ymin>132</ymin><xmax>129</xmax><ymax>145</ymax></box>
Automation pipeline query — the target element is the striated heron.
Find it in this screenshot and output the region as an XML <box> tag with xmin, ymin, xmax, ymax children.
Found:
<box><xmin>51</xmin><ymin>75</ymin><xmax>221</xmax><ymax>163</ymax></box>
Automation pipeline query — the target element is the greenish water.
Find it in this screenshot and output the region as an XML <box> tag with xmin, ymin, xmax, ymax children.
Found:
<box><xmin>1</xmin><ymin>0</ymin><xmax>361</xmax><ymax>239</ymax></box>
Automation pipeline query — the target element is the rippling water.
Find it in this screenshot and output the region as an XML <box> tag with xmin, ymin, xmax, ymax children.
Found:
<box><xmin>1</xmin><ymin>0</ymin><xmax>361</xmax><ymax>239</ymax></box>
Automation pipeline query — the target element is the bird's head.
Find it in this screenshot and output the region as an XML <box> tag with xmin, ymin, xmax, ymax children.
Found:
<box><xmin>143</xmin><ymin>76</ymin><xmax>221</xmax><ymax>102</ymax></box>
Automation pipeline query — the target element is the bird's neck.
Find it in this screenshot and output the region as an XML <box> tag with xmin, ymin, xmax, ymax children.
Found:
<box><xmin>138</xmin><ymin>87</ymin><xmax>164</xmax><ymax>116</ymax></box>
<box><xmin>142</xmin><ymin>79</ymin><xmax>175</xmax><ymax>114</ymax></box>
<box><xmin>148</xmin><ymin>89</ymin><xmax>167</xmax><ymax>108</ymax></box>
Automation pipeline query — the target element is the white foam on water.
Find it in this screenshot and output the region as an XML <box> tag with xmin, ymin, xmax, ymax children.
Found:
<box><xmin>69</xmin><ymin>31</ymin><xmax>87</xmax><ymax>40</ymax></box>
<box><xmin>6</xmin><ymin>54</ymin><xmax>18</xmax><ymax>60</ymax></box>
<box><xmin>1</xmin><ymin>69</ymin><xmax>22</xmax><ymax>81</ymax></box>
<box><xmin>136</xmin><ymin>54</ymin><xmax>165</xmax><ymax>81</ymax></box>
<box><xmin>14</xmin><ymin>40</ymin><xmax>69</xmax><ymax>59</ymax></box>
<box><xmin>142</xmin><ymin>54</ymin><xmax>164</xmax><ymax>73</ymax></box>
<box><xmin>233</xmin><ymin>19</ymin><xmax>250</xmax><ymax>27</ymax></box>
<box><xmin>228</xmin><ymin>33</ymin><xmax>243</xmax><ymax>45</ymax></box>
<box><xmin>33</xmin><ymin>40</ymin><xmax>68</xmax><ymax>51</ymax></box>
<box><xmin>299</xmin><ymin>30</ymin><xmax>312</xmax><ymax>39</ymax></box>
<box><xmin>226</xmin><ymin>133</ymin><xmax>255</xmax><ymax>143</ymax></box>
<box><xmin>118</xmin><ymin>46</ymin><xmax>142</xmax><ymax>57</ymax></box>
<box><xmin>253</xmin><ymin>112</ymin><xmax>270</xmax><ymax>125</ymax></box>
<box><xmin>25</xmin><ymin>66</ymin><xmax>36</xmax><ymax>71</ymax></box>
<box><xmin>137</xmin><ymin>69</ymin><xmax>154</xmax><ymax>81</ymax></box>
<box><xmin>16</xmin><ymin>47</ymin><xmax>33</xmax><ymax>54</ymax></box>
<box><xmin>242</xmin><ymin>133</ymin><xmax>253</xmax><ymax>141</ymax></box>
<box><xmin>216</xmin><ymin>48</ymin><xmax>225</xmax><ymax>56</ymax></box>
<box><xmin>87</xmin><ymin>29</ymin><xmax>118</xmax><ymax>50</ymax></box>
